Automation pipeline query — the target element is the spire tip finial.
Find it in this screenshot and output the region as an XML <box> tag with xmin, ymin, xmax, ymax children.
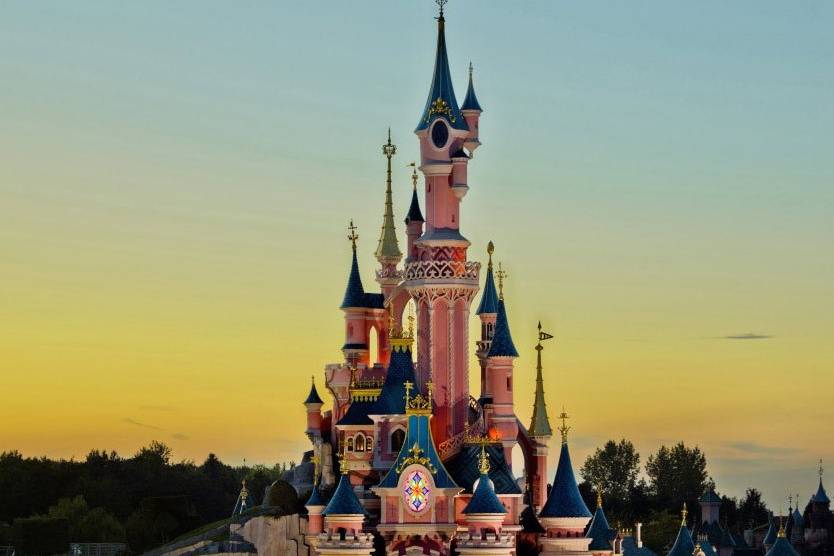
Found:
<box><xmin>478</xmin><ymin>444</ymin><xmax>490</xmax><ymax>475</ymax></box>
<box><xmin>347</xmin><ymin>219</ymin><xmax>358</xmax><ymax>250</ymax></box>
<box><xmin>681</xmin><ymin>502</ymin><xmax>688</xmax><ymax>526</ymax></box>
<box><xmin>557</xmin><ymin>407</ymin><xmax>570</xmax><ymax>443</ymax></box>
<box><xmin>496</xmin><ymin>261</ymin><xmax>507</xmax><ymax>300</ymax></box>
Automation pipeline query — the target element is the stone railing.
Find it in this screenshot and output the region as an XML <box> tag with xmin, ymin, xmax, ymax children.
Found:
<box><xmin>404</xmin><ymin>260</ymin><xmax>480</xmax><ymax>283</ymax></box>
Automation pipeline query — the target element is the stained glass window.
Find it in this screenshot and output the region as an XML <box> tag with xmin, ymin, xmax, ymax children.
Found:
<box><xmin>403</xmin><ymin>469</ymin><xmax>431</xmax><ymax>513</ymax></box>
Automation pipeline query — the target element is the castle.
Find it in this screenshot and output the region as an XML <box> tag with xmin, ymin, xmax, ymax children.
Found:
<box><xmin>288</xmin><ymin>5</ymin><xmax>834</xmax><ymax>556</ymax></box>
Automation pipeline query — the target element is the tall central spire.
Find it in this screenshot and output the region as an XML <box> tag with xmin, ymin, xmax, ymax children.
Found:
<box><xmin>528</xmin><ymin>322</ymin><xmax>554</xmax><ymax>438</ymax></box>
<box><xmin>375</xmin><ymin>128</ymin><xmax>402</xmax><ymax>264</ymax></box>
<box><xmin>415</xmin><ymin>3</ymin><xmax>467</xmax><ymax>132</ymax></box>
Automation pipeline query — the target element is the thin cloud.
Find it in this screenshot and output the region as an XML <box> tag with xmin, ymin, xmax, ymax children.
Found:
<box><xmin>123</xmin><ymin>418</ymin><xmax>163</xmax><ymax>430</ymax></box>
<box><xmin>725</xmin><ymin>441</ymin><xmax>792</xmax><ymax>456</ymax></box>
<box><xmin>172</xmin><ymin>433</ymin><xmax>189</xmax><ymax>441</ymax></box>
<box><xmin>721</xmin><ymin>333</ymin><xmax>772</xmax><ymax>340</ymax></box>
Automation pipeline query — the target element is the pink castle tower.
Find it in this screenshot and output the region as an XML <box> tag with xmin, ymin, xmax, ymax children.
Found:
<box><xmin>405</xmin><ymin>2</ymin><xmax>482</xmax><ymax>443</ymax></box>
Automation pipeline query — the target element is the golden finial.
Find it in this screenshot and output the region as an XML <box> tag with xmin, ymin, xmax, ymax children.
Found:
<box><xmin>407</xmin><ymin>304</ymin><xmax>415</xmax><ymax>338</ymax></box>
<box><xmin>388</xmin><ymin>304</ymin><xmax>396</xmax><ymax>339</ymax></box>
<box><xmin>338</xmin><ymin>439</ymin><xmax>349</xmax><ymax>475</ymax></box>
<box><xmin>347</xmin><ymin>219</ymin><xmax>359</xmax><ymax>251</ymax></box>
<box><xmin>681</xmin><ymin>502</ymin><xmax>688</xmax><ymax>526</ymax></box>
<box><xmin>478</xmin><ymin>444</ymin><xmax>490</xmax><ymax>475</ymax></box>
<box><xmin>469</xmin><ymin>61</ymin><xmax>474</xmax><ymax>81</ymax></box>
<box><xmin>436</xmin><ymin>0</ymin><xmax>447</xmax><ymax>18</ymax></box>
<box><xmin>596</xmin><ymin>485</ymin><xmax>604</xmax><ymax>509</ymax></box>
<box><xmin>408</xmin><ymin>162</ymin><xmax>418</xmax><ymax>190</ymax></box>
<box><xmin>557</xmin><ymin>407</ymin><xmax>570</xmax><ymax>443</ymax></box>
<box><xmin>496</xmin><ymin>261</ymin><xmax>507</xmax><ymax>300</ymax></box>
<box><xmin>311</xmin><ymin>452</ymin><xmax>321</xmax><ymax>483</ymax></box>
<box><xmin>778</xmin><ymin>513</ymin><xmax>786</xmax><ymax>538</ymax></box>
<box><xmin>694</xmin><ymin>543</ymin><xmax>702</xmax><ymax>556</ymax></box>
<box><xmin>382</xmin><ymin>127</ymin><xmax>396</xmax><ymax>159</ymax></box>
<box><xmin>486</xmin><ymin>241</ymin><xmax>494</xmax><ymax>271</ymax></box>
<box><xmin>404</xmin><ymin>380</ymin><xmax>413</xmax><ymax>407</ymax></box>
<box><xmin>426</xmin><ymin>380</ymin><xmax>434</xmax><ymax>407</ymax></box>
<box><xmin>788</xmin><ymin>493</ymin><xmax>793</xmax><ymax>510</ymax></box>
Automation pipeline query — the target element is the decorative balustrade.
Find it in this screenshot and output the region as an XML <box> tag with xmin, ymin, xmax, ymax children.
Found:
<box><xmin>404</xmin><ymin>260</ymin><xmax>480</xmax><ymax>283</ymax></box>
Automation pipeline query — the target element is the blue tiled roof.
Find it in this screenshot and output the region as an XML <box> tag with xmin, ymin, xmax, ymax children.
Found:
<box><xmin>812</xmin><ymin>479</ymin><xmax>830</xmax><ymax>504</ymax></box>
<box><xmin>337</xmin><ymin>399</ymin><xmax>376</xmax><ymax>426</ymax></box>
<box><xmin>792</xmin><ymin>508</ymin><xmax>804</xmax><ymax>531</ymax></box>
<box><xmin>700</xmin><ymin>488</ymin><xmax>722</xmax><ymax>504</ymax></box>
<box><xmin>323</xmin><ymin>474</ymin><xmax>366</xmax><ymax>516</ymax></box>
<box><xmin>364</xmin><ymin>292</ymin><xmax>385</xmax><ymax>309</ymax></box>
<box><xmin>405</xmin><ymin>188</ymin><xmax>424</xmax><ymax>224</ymax></box>
<box><xmin>340</xmin><ymin>249</ymin><xmax>366</xmax><ymax>309</ymax></box>
<box><xmin>622</xmin><ymin>537</ymin><xmax>657</xmax><ymax>556</ymax></box>
<box><xmin>445</xmin><ymin>443</ymin><xmax>521</xmax><ymax>495</ymax></box>
<box><xmin>763</xmin><ymin>514</ymin><xmax>778</xmax><ymax>546</ymax></box>
<box><xmin>342</xmin><ymin>342</ymin><xmax>368</xmax><ymax>350</ymax></box>
<box><xmin>306</xmin><ymin>483</ymin><xmax>324</xmax><ymax>507</ymax></box>
<box><xmin>765</xmin><ymin>537</ymin><xmax>800</xmax><ymax>556</ymax></box>
<box><xmin>488</xmin><ymin>299</ymin><xmax>519</xmax><ymax>358</ymax></box>
<box><xmin>371</xmin><ymin>346</ymin><xmax>417</xmax><ymax>415</ymax></box>
<box><xmin>463</xmin><ymin>473</ymin><xmax>507</xmax><ymax>515</ymax></box>
<box><xmin>698</xmin><ymin>539</ymin><xmax>717</xmax><ymax>556</ymax></box>
<box><xmin>304</xmin><ymin>382</ymin><xmax>324</xmax><ymax>405</ymax></box>
<box><xmin>667</xmin><ymin>525</ymin><xmax>696</xmax><ymax>556</ymax></box>
<box><xmin>378</xmin><ymin>414</ymin><xmax>458</xmax><ymax>489</ymax></box>
<box><xmin>696</xmin><ymin>521</ymin><xmax>724</xmax><ymax>547</ymax></box>
<box><xmin>461</xmin><ymin>67</ymin><xmax>482</xmax><ymax>112</ymax></box>
<box><xmin>415</xmin><ymin>15</ymin><xmax>468</xmax><ymax>132</ymax></box>
<box><xmin>539</xmin><ymin>441</ymin><xmax>591</xmax><ymax>518</ymax></box>
<box><xmin>418</xmin><ymin>227</ymin><xmax>468</xmax><ymax>243</ymax></box>
<box><xmin>475</xmin><ymin>264</ymin><xmax>499</xmax><ymax>315</ymax></box>
<box><xmin>586</xmin><ymin>505</ymin><xmax>615</xmax><ymax>551</ymax></box>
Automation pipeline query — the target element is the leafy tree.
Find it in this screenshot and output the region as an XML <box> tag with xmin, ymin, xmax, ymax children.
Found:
<box><xmin>641</xmin><ymin>509</ymin><xmax>682</xmax><ymax>554</ymax></box>
<box><xmin>646</xmin><ymin>442</ymin><xmax>708</xmax><ymax>510</ymax></box>
<box><xmin>738</xmin><ymin>488</ymin><xmax>769</xmax><ymax>528</ymax></box>
<box><xmin>580</xmin><ymin>439</ymin><xmax>641</xmax><ymax>504</ymax></box>
<box><xmin>12</xmin><ymin>516</ymin><xmax>69</xmax><ymax>555</ymax></box>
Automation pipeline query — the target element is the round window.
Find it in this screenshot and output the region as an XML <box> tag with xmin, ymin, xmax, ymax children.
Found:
<box><xmin>431</xmin><ymin>120</ymin><xmax>449</xmax><ymax>148</ymax></box>
<box><xmin>403</xmin><ymin>469</ymin><xmax>431</xmax><ymax>513</ymax></box>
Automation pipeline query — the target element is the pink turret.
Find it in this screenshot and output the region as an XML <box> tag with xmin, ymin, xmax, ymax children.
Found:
<box><xmin>304</xmin><ymin>376</ymin><xmax>325</xmax><ymax>440</ymax></box>
<box><xmin>404</xmin><ymin>164</ymin><xmax>425</xmax><ymax>262</ymax></box>
<box><xmin>460</xmin><ymin>62</ymin><xmax>483</xmax><ymax>156</ymax></box>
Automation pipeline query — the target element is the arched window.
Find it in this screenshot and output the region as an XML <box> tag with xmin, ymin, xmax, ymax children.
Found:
<box><xmin>390</xmin><ymin>428</ymin><xmax>406</xmax><ymax>453</ymax></box>
<box><xmin>346</xmin><ymin>437</ymin><xmax>354</xmax><ymax>452</ymax></box>
<box><xmin>368</xmin><ymin>326</ymin><xmax>379</xmax><ymax>365</ymax></box>
<box><xmin>355</xmin><ymin>433</ymin><xmax>365</xmax><ymax>452</ymax></box>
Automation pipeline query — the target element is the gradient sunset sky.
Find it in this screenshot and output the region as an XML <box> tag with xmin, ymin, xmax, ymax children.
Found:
<box><xmin>2</xmin><ymin>1</ymin><xmax>833</xmax><ymax>509</ymax></box>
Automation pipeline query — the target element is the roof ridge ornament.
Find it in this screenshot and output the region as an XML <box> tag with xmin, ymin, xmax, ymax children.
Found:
<box><xmin>557</xmin><ymin>407</ymin><xmax>570</xmax><ymax>444</ymax></box>
<box><xmin>487</xmin><ymin>240</ymin><xmax>494</xmax><ymax>271</ymax></box>
<box><xmin>478</xmin><ymin>444</ymin><xmax>491</xmax><ymax>475</ymax></box>
<box><xmin>347</xmin><ymin>219</ymin><xmax>359</xmax><ymax>251</ymax></box>
<box><xmin>496</xmin><ymin>261</ymin><xmax>507</xmax><ymax>300</ymax></box>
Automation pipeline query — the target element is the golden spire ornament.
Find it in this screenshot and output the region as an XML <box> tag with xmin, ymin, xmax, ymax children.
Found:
<box><xmin>408</xmin><ymin>162</ymin><xmax>419</xmax><ymax>190</ymax></box>
<box><xmin>557</xmin><ymin>407</ymin><xmax>570</xmax><ymax>444</ymax></box>
<box><xmin>487</xmin><ymin>241</ymin><xmax>494</xmax><ymax>271</ymax></box>
<box><xmin>496</xmin><ymin>261</ymin><xmax>507</xmax><ymax>300</ymax></box>
<box><xmin>681</xmin><ymin>502</ymin><xmax>688</xmax><ymax>526</ymax></box>
<box><xmin>478</xmin><ymin>444</ymin><xmax>491</xmax><ymax>475</ymax></box>
<box><xmin>347</xmin><ymin>219</ymin><xmax>359</xmax><ymax>251</ymax></box>
<box><xmin>596</xmin><ymin>485</ymin><xmax>604</xmax><ymax>509</ymax></box>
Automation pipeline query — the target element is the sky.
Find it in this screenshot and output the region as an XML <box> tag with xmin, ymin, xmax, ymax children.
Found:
<box><xmin>1</xmin><ymin>1</ymin><xmax>833</xmax><ymax>510</ymax></box>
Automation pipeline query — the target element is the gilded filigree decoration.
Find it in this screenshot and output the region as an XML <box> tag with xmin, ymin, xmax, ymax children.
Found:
<box><xmin>395</xmin><ymin>442</ymin><xmax>437</xmax><ymax>474</ymax></box>
<box><xmin>426</xmin><ymin>97</ymin><xmax>456</xmax><ymax>124</ymax></box>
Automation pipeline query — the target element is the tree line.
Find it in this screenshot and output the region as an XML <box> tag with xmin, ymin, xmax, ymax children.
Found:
<box><xmin>0</xmin><ymin>442</ymin><xmax>300</xmax><ymax>553</ymax></box>
<box><xmin>577</xmin><ymin>439</ymin><xmax>770</xmax><ymax>552</ymax></box>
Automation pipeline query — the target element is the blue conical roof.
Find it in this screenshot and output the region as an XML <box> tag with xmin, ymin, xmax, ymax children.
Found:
<box><xmin>763</xmin><ymin>514</ymin><xmax>779</xmax><ymax>546</ymax></box>
<box><xmin>371</xmin><ymin>345</ymin><xmax>417</xmax><ymax>415</ymax></box>
<box><xmin>667</xmin><ymin>525</ymin><xmax>696</xmax><ymax>556</ymax></box>
<box><xmin>306</xmin><ymin>482</ymin><xmax>324</xmax><ymax>507</ymax></box>
<box><xmin>463</xmin><ymin>473</ymin><xmax>507</xmax><ymax>515</ymax></box>
<box><xmin>487</xmin><ymin>299</ymin><xmax>518</xmax><ymax>357</ymax></box>
<box><xmin>766</xmin><ymin>537</ymin><xmax>800</xmax><ymax>556</ymax></box>
<box><xmin>586</xmin><ymin>505</ymin><xmax>615</xmax><ymax>550</ymax></box>
<box><xmin>415</xmin><ymin>14</ymin><xmax>468</xmax><ymax>132</ymax></box>
<box><xmin>539</xmin><ymin>441</ymin><xmax>591</xmax><ymax>518</ymax></box>
<box><xmin>476</xmin><ymin>263</ymin><xmax>499</xmax><ymax>315</ymax></box>
<box><xmin>792</xmin><ymin>507</ymin><xmax>804</xmax><ymax>531</ymax></box>
<box><xmin>405</xmin><ymin>187</ymin><xmax>424</xmax><ymax>224</ymax></box>
<box><xmin>461</xmin><ymin>64</ymin><xmax>482</xmax><ymax>112</ymax></box>
<box><xmin>378</xmin><ymin>414</ymin><xmax>458</xmax><ymax>489</ymax></box>
<box><xmin>340</xmin><ymin>248</ymin><xmax>366</xmax><ymax>309</ymax></box>
<box><xmin>323</xmin><ymin>474</ymin><xmax>366</xmax><ymax>516</ymax></box>
<box><xmin>812</xmin><ymin>479</ymin><xmax>830</xmax><ymax>504</ymax></box>
<box><xmin>304</xmin><ymin>381</ymin><xmax>324</xmax><ymax>405</ymax></box>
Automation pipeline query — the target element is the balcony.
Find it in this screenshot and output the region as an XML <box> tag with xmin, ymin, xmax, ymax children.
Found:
<box><xmin>403</xmin><ymin>260</ymin><xmax>480</xmax><ymax>285</ymax></box>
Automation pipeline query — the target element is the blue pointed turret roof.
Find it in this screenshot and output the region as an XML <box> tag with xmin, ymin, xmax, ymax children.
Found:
<box><xmin>306</xmin><ymin>482</ymin><xmax>325</xmax><ymax>507</ymax></box>
<box><xmin>371</xmin><ymin>344</ymin><xmax>417</xmax><ymax>415</ymax></box>
<box><xmin>304</xmin><ymin>379</ymin><xmax>324</xmax><ymax>405</ymax></box>
<box><xmin>700</xmin><ymin>488</ymin><xmax>722</xmax><ymax>504</ymax></box>
<box><xmin>337</xmin><ymin>398</ymin><xmax>375</xmax><ymax>426</ymax></box>
<box><xmin>461</xmin><ymin>63</ymin><xmax>482</xmax><ymax>112</ymax></box>
<box><xmin>763</xmin><ymin>514</ymin><xmax>779</xmax><ymax>546</ymax></box>
<box><xmin>340</xmin><ymin>247</ymin><xmax>366</xmax><ymax>309</ymax></box>
<box><xmin>378</xmin><ymin>413</ymin><xmax>458</xmax><ymax>489</ymax></box>
<box><xmin>476</xmin><ymin>260</ymin><xmax>499</xmax><ymax>315</ymax></box>
<box><xmin>698</xmin><ymin>539</ymin><xmax>718</xmax><ymax>556</ymax></box>
<box><xmin>539</xmin><ymin>440</ymin><xmax>591</xmax><ymax>518</ymax></box>
<box><xmin>463</xmin><ymin>472</ymin><xmax>507</xmax><ymax>515</ymax></box>
<box><xmin>415</xmin><ymin>12</ymin><xmax>468</xmax><ymax>132</ymax></box>
<box><xmin>445</xmin><ymin>442</ymin><xmax>521</xmax><ymax>495</ymax></box>
<box><xmin>586</xmin><ymin>503</ymin><xmax>615</xmax><ymax>551</ymax></box>
<box><xmin>812</xmin><ymin>478</ymin><xmax>830</xmax><ymax>504</ymax></box>
<box><xmin>667</xmin><ymin>525</ymin><xmax>696</xmax><ymax>556</ymax></box>
<box><xmin>765</xmin><ymin>536</ymin><xmax>800</xmax><ymax>556</ymax></box>
<box><xmin>405</xmin><ymin>187</ymin><xmax>424</xmax><ymax>224</ymax></box>
<box><xmin>792</xmin><ymin>507</ymin><xmax>804</xmax><ymax>530</ymax></box>
<box><xmin>487</xmin><ymin>298</ymin><xmax>518</xmax><ymax>357</ymax></box>
<box><xmin>322</xmin><ymin>473</ymin><xmax>366</xmax><ymax>516</ymax></box>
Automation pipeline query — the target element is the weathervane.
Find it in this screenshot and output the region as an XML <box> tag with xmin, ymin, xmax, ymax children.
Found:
<box><xmin>557</xmin><ymin>407</ymin><xmax>570</xmax><ymax>443</ymax></box>
<box><xmin>496</xmin><ymin>261</ymin><xmax>507</xmax><ymax>299</ymax></box>
<box><xmin>347</xmin><ymin>219</ymin><xmax>358</xmax><ymax>250</ymax></box>
<box><xmin>436</xmin><ymin>0</ymin><xmax>447</xmax><ymax>18</ymax></box>
<box><xmin>408</xmin><ymin>162</ymin><xmax>418</xmax><ymax>190</ymax></box>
